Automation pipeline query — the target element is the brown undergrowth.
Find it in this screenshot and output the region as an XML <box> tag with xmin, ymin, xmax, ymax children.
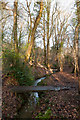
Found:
<box><xmin>2</xmin><ymin>75</ymin><xmax>22</xmax><ymax>118</ymax></box>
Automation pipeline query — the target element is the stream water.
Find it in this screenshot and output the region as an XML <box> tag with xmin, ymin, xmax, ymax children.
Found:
<box><xmin>18</xmin><ymin>77</ymin><xmax>46</xmax><ymax>118</ymax></box>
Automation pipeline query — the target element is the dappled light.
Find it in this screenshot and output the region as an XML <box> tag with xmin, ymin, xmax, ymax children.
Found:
<box><xmin>1</xmin><ymin>0</ymin><xmax>80</xmax><ymax>119</ymax></box>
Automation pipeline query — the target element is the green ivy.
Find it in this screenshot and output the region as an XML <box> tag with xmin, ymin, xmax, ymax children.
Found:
<box><xmin>35</xmin><ymin>108</ymin><xmax>52</xmax><ymax>119</ymax></box>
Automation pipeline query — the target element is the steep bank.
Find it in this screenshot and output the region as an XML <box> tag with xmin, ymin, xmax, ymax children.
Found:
<box><xmin>2</xmin><ymin>64</ymin><xmax>51</xmax><ymax>118</ymax></box>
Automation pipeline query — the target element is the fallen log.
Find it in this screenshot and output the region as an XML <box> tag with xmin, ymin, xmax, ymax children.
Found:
<box><xmin>9</xmin><ymin>86</ymin><xmax>71</xmax><ymax>93</ymax></box>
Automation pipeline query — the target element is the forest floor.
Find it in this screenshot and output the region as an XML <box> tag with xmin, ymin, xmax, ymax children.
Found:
<box><xmin>2</xmin><ymin>75</ymin><xmax>22</xmax><ymax>118</ymax></box>
<box><xmin>2</xmin><ymin>64</ymin><xmax>80</xmax><ymax>119</ymax></box>
<box><xmin>32</xmin><ymin>72</ymin><xmax>80</xmax><ymax>119</ymax></box>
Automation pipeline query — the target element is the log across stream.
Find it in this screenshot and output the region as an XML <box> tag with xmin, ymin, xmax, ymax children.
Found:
<box><xmin>10</xmin><ymin>86</ymin><xmax>71</xmax><ymax>93</ymax></box>
<box><xmin>16</xmin><ymin>76</ymin><xmax>72</xmax><ymax>118</ymax></box>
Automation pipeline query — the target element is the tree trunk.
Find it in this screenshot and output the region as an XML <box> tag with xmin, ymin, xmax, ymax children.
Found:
<box><xmin>76</xmin><ymin>0</ymin><xmax>80</xmax><ymax>93</ymax></box>
<box><xmin>60</xmin><ymin>35</ymin><xmax>63</xmax><ymax>72</ymax></box>
<box><xmin>60</xmin><ymin>61</ymin><xmax>63</xmax><ymax>72</ymax></box>
<box><xmin>46</xmin><ymin>1</ymin><xmax>50</xmax><ymax>68</ymax></box>
<box><xmin>75</xmin><ymin>24</ymin><xmax>80</xmax><ymax>94</ymax></box>
<box><xmin>25</xmin><ymin>0</ymin><xmax>43</xmax><ymax>62</ymax></box>
<box><xmin>74</xmin><ymin>25</ymin><xmax>79</xmax><ymax>77</ymax></box>
<box><xmin>13</xmin><ymin>0</ymin><xmax>18</xmax><ymax>54</ymax></box>
<box><xmin>18</xmin><ymin>26</ymin><xmax>22</xmax><ymax>52</ymax></box>
<box><xmin>43</xmin><ymin>10</ymin><xmax>46</xmax><ymax>66</ymax></box>
<box><xmin>1</xmin><ymin>4</ymin><xmax>4</xmax><ymax>43</ymax></box>
<box><xmin>67</xmin><ymin>37</ymin><xmax>69</xmax><ymax>54</ymax></box>
<box><xmin>27</xmin><ymin>15</ymin><xmax>32</xmax><ymax>44</ymax></box>
<box><xmin>79</xmin><ymin>76</ymin><xmax>80</xmax><ymax>94</ymax></box>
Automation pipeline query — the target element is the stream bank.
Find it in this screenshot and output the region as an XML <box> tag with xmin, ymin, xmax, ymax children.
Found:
<box><xmin>16</xmin><ymin>77</ymin><xmax>46</xmax><ymax>118</ymax></box>
<box><xmin>16</xmin><ymin>71</ymin><xmax>57</xmax><ymax>118</ymax></box>
<box><xmin>32</xmin><ymin>72</ymin><xmax>79</xmax><ymax>119</ymax></box>
<box><xmin>2</xmin><ymin>71</ymin><xmax>80</xmax><ymax>119</ymax></box>
<box><xmin>2</xmin><ymin>64</ymin><xmax>51</xmax><ymax>118</ymax></box>
<box><xmin>16</xmin><ymin>73</ymin><xmax>74</xmax><ymax>119</ymax></box>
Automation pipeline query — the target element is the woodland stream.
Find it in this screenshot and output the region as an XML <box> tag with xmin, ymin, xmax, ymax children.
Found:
<box><xmin>17</xmin><ymin>77</ymin><xmax>46</xmax><ymax>118</ymax></box>
<box><xmin>17</xmin><ymin>76</ymin><xmax>71</xmax><ymax>118</ymax></box>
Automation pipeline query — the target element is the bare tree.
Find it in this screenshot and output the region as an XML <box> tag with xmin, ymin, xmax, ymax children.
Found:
<box><xmin>43</xmin><ymin>8</ymin><xmax>46</xmax><ymax>65</ymax></box>
<box><xmin>13</xmin><ymin>0</ymin><xmax>18</xmax><ymax>54</ymax></box>
<box><xmin>25</xmin><ymin>0</ymin><xmax>43</xmax><ymax>62</ymax></box>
